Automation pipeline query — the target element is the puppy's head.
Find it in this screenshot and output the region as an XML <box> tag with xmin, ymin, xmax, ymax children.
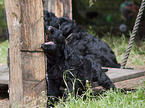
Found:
<box><xmin>44</xmin><ymin>11</ymin><xmax>59</xmax><ymax>32</ymax></box>
<box><xmin>58</xmin><ymin>17</ymin><xmax>77</xmax><ymax>37</ymax></box>
<box><xmin>41</xmin><ymin>26</ymin><xmax>65</xmax><ymax>57</ymax></box>
<box><xmin>44</xmin><ymin>11</ymin><xmax>76</xmax><ymax>38</ymax></box>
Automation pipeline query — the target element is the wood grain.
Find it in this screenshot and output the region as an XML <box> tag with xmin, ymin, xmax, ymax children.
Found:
<box><xmin>44</xmin><ymin>0</ymin><xmax>72</xmax><ymax>19</ymax></box>
<box><xmin>4</xmin><ymin>0</ymin><xmax>45</xmax><ymax>107</ymax></box>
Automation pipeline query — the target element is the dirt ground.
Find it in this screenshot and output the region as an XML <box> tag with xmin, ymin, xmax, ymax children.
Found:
<box><xmin>0</xmin><ymin>84</ymin><xmax>9</xmax><ymax>108</ymax></box>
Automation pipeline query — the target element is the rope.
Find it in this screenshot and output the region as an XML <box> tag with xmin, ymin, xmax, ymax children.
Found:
<box><xmin>121</xmin><ymin>0</ymin><xmax>145</xmax><ymax>69</ymax></box>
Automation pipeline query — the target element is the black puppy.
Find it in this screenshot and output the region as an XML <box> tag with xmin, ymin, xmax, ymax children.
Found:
<box><xmin>41</xmin><ymin>26</ymin><xmax>115</xmax><ymax>107</ymax></box>
<box><xmin>44</xmin><ymin>11</ymin><xmax>120</xmax><ymax>68</ymax></box>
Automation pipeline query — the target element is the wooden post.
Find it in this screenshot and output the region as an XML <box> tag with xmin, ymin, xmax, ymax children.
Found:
<box><xmin>4</xmin><ymin>0</ymin><xmax>46</xmax><ymax>107</ymax></box>
<box><xmin>44</xmin><ymin>0</ymin><xmax>72</xmax><ymax>19</ymax></box>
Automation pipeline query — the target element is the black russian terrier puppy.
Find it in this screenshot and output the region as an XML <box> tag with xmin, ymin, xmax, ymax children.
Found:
<box><xmin>41</xmin><ymin>26</ymin><xmax>115</xmax><ymax>107</ymax></box>
<box><xmin>44</xmin><ymin>11</ymin><xmax>120</xmax><ymax>68</ymax></box>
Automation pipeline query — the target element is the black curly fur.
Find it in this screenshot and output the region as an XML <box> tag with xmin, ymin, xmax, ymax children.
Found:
<box><xmin>41</xmin><ymin>26</ymin><xmax>115</xmax><ymax>107</ymax></box>
<box><xmin>44</xmin><ymin>11</ymin><xmax>120</xmax><ymax>68</ymax></box>
<box><xmin>43</xmin><ymin>11</ymin><xmax>120</xmax><ymax>107</ymax></box>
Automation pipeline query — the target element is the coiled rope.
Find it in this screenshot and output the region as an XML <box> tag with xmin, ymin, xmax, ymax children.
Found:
<box><xmin>121</xmin><ymin>0</ymin><xmax>145</xmax><ymax>69</ymax></box>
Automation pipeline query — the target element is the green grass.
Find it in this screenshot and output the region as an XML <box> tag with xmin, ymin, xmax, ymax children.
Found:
<box><xmin>0</xmin><ymin>40</ymin><xmax>9</xmax><ymax>64</ymax></box>
<box><xmin>100</xmin><ymin>33</ymin><xmax>145</xmax><ymax>69</ymax></box>
<box><xmin>55</xmin><ymin>87</ymin><xmax>145</xmax><ymax>108</ymax></box>
<box><xmin>0</xmin><ymin>0</ymin><xmax>4</xmax><ymax>4</ymax></box>
<box><xmin>0</xmin><ymin>0</ymin><xmax>8</xmax><ymax>64</ymax></box>
<box><xmin>0</xmin><ymin>0</ymin><xmax>7</xmax><ymax>41</ymax></box>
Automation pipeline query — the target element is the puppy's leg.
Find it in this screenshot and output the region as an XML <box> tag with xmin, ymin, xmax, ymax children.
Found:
<box><xmin>92</xmin><ymin>62</ymin><xmax>115</xmax><ymax>90</ymax></box>
<box><xmin>47</xmin><ymin>79</ymin><xmax>60</xmax><ymax>107</ymax></box>
<box><xmin>97</xmin><ymin>71</ymin><xmax>115</xmax><ymax>90</ymax></box>
<box><xmin>65</xmin><ymin>78</ymin><xmax>85</xmax><ymax>97</ymax></box>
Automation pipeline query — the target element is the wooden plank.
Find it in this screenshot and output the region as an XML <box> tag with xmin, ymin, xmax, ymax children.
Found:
<box><xmin>4</xmin><ymin>0</ymin><xmax>45</xmax><ymax>107</ymax></box>
<box><xmin>0</xmin><ymin>64</ymin><xmax>9</xmax><ymax>84</ymax></box>
<box><xmin>105</xmin><ymin>68</ymin><xmax>145</xmax><ymax>83</ymax></box>
<box><xmin>92</xmin><ymin>68</ymin><xmax>145</xmax><ymax>87</ymax></box>
<box><xmin>44</xmin><ymin>0</ymin><xmax>72</xmax><ymax>19</ymax></box>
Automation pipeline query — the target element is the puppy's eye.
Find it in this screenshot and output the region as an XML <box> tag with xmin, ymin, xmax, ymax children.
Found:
<box><xmin>48</xmin><ymin>27</ymin><xmax>54</xmax><ymax>34</ymax></box>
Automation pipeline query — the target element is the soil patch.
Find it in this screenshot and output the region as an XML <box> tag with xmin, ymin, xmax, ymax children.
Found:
<box><xmin>0</xmin><ymin>84</ymin><xmax>9</xmax><ymax>108</ymax></box>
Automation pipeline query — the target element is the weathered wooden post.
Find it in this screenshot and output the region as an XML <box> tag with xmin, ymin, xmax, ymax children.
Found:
<box><xmin>44</xmin><ymin>0</ymin><xmax>72</xmax><ymax>19</ymax></box>
<box><xmin>4</xmin><ymin>0</ymin><xmax>46</xmax><ymax>107</ymax></box>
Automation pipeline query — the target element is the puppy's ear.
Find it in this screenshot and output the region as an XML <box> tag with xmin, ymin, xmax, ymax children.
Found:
<box><xmin>59</xmin><ymin>17</ymin><xmax>71</xmax><ymax>23</ymax></box>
